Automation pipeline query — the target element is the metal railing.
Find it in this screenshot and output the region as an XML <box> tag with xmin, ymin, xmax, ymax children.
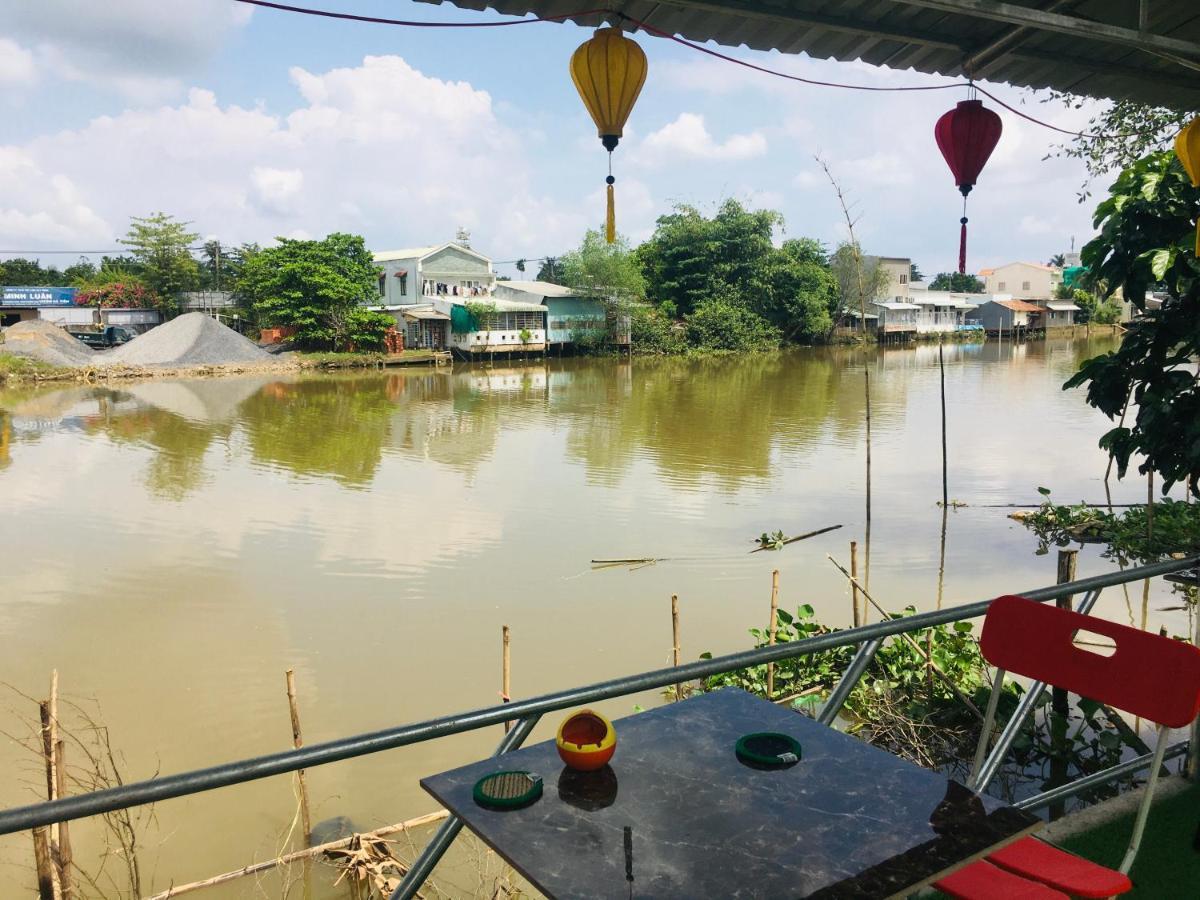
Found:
<box><xmin>0</xmin><ymin>555</ymin><xmax>1194</xmax><ymax>898</ymax></box>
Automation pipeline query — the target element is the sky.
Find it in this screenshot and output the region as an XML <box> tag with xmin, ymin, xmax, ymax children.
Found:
<box><xmin>1</xmin><ymin>0</ymin><xmax>1112</xmax><ymax>280</ymax></box>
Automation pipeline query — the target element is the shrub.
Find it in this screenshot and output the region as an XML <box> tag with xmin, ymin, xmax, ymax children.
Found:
<box><xmin>629</xmin><ymin>305</ymin><xmax>685</xmax><ymax>355</ymax></box>
<box><xmin>684</xmin><ymin>297</ymin><xmax>781</xmax><ymax>352</ymax></box>
<box><xmin>75</xmin><ymin>280</ymin><xmax>173</xmax><ymax>314</ymax></box>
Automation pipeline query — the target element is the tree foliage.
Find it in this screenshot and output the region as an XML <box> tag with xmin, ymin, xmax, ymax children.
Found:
<box><xmin>637</xmin><ymin>199</ymin><xmax>838</xmax><ymax>342</ymax></box>
<box><xmin>829</xmin><ymin>244</ymin><xmax>892</xmax><ymax>321</ymax></box>
<box><xmin>684</xmin><ymin>288</ymin><xmax>781</xmax><ymax>353</ymax></box>
<box><xmin>238</xmin><ymin>233</ymin><xmax>394</xmax><ymax>351</ymax></box>
<box><xmin>75</xmin><ymin>281</ymin><xmax>169</xmax><ymax>312</ymax></box>
<box><xmin>928</xmin><ymin>272</ymin><xmax>985</xmax><ymax>293</ymax></box>
<box><xmin>558</xmin><ymin>229</ymin><xmax>645</xmax><ymax>304</ymax></box>
<box><xmin>1046</xmin><ymin>96</ymin><xmax>1195</xmax><ymax>200</ymax></box>
<box><xmin>119</xmin><ymin>212</ymin><xmax>201</xmax><ymax>297</ymax></box>
<box><xmin>1064</xmin><ymin>150</ymin><xmax>1200</xmax><ymax>497</ymax></box>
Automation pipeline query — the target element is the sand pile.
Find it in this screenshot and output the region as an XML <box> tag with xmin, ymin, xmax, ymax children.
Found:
<box><xmin>108</xmin><ymin>313</ymin><xmax>272</xmax><ymax>367</ymax></box>
<box><xmin>0</xmin><ymin>319</ymin><xmax>96</xmax><ymax>367</ymax></box>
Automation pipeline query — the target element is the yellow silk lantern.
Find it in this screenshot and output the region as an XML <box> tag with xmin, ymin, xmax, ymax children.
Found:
<box><xmin>570</xmin><ymin>26</ymin><xmax>647</xmax><ymax>243</ymax></box>
<box><xmin>1175</xmin><ymin>117</ymin><xmax>1200</xmax><ymax>255</ymax></box>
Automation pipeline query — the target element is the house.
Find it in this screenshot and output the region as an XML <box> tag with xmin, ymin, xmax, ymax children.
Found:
<box><xmin>1040</xmin><ymin>298</ymin><xmax>1080</xmax><ymax>329</ymax></box>
<box><xmin>907</xmin><ymin>288</ymin><xmax>982</xmax><ymax>334</ymax></box>
<box><xmin>873</xmin><ymin>256</ymin><xmax>912</xmax><ymax>301</ymax></box>
<box><xmin>974</xmin><ymin>298</ymin><xmax>1042</xmax><ymax>335</ymax></box>
<box><xmin>494</xmin><ymin>281</ymin><xmax>608</xmax><ymax>351</ymax></box>
<box><xmin>979</xmin><ymin>262</ymin><xmax>1063</xmax><ymax>301</ymax></box>
<box><xmin>373</xmin><ymin>241</ymin><xmax>496</xmax><ymax>306</ymax></box>
<box><xmin>439</xmin><ymin>296</ymin><xmax>547</xmax><ymax>357</ymax></box>
<box><xmin>872</xmin><ymin>301</ymin><xmax>920</xmax><ymax>338</ymax></box>
<box><xmin>370</xmin><ymin>240</ymin><xmax>498</xmax><ymax>352</ymax></box>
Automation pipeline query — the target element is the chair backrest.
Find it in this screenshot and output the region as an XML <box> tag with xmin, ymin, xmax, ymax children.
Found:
<box><xmin>980</xmin><ymin>594</ymin><xmax>1200</xmax><ymax>728</ymax></box>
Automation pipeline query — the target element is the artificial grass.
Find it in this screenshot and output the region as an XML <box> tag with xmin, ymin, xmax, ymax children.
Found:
<box><xmin>1056</xmin><ymin>781</ymin><xmax>1200</xmax><ymax>898</ymax></box>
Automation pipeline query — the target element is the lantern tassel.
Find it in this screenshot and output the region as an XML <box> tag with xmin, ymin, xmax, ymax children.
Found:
<box><xmin>606</xmin><ymin>169</ymin><xmax>616</xmax><ymax>244</ymax></box>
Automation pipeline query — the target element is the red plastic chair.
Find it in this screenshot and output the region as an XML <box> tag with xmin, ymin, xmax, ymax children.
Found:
<box><xmin>935</xmin><ymin>594</ymin><xmax>1200</xmax><ymax>899</ymax></box>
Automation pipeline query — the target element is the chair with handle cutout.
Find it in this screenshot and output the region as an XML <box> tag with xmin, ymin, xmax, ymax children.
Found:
<box><xmin>934</xmin><ymin>594</ymin><xmax>1200</xmax><ymax>899</ymax></box>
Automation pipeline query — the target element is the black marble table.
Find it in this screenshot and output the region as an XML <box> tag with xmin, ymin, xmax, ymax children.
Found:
<box><xmin>421</xmin><ymin>689</ymin><xmax>1041</xmax><ymax>899</ymax></box>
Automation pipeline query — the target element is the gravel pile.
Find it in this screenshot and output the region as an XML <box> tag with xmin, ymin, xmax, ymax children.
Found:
<box><xmin>108</xmin><ymin>313</ymin><xmax>271</xmax><ymax>367</ymax></box>
<box><xmin>0</xmin><ymin>319</ymin><xmax>96</xmax><ymax>367</ymax></box>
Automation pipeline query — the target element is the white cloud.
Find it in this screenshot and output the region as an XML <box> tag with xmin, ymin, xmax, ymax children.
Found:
<box><xmin>6</xmin><ymin>56</ymin><xmax>587</xmax><ymax>258</ymax></box>
<box><xmin>0</xmin><ymin>39</ymin><xmax>36</xmax><ymax>88</ymax></box>
<box><xmin>252</xmin><ymin>167</ymin><xmax>303</xmax><ymax>215</ymax></box>
<box><xmin>9</xmin><ymin>0</ymin><xmax>251</xmax><ymax>101</ymax></box>
<box><xmin>633</xmin><ymin>113</ymin><xmax>767</xmax><ymax>166</ymax></box>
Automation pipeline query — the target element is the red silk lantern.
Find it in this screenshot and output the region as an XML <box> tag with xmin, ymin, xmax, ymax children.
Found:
<box><xmin>935</xmin><ymin>98</ymin><xmax>1003</xmax><ymax>274</ymax></box>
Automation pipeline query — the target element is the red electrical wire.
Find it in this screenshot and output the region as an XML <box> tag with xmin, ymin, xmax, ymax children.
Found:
<box><xmin>233</xmin><ymin>0</ymin><xmax>1158</xmax><ymax>140</ymax></box>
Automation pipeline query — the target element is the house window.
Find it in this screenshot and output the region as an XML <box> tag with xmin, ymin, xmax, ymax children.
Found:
<box><xmin>1022</xmin><ymin>280</ymin><xmax>1031</xmax><ymax>291</ymax></box>
<box><xmin>899</xmin><ymin>273</ymin><xmax>908</xmax><ymax>284</ymax></box>
<box><xmin>998</xmin><ymin>281</ymin><xmax>1006</xmax><ymax>291</ymax></box>
<box><xmin>397</xmin><ymin>274</ymin><xmax>408</xmax><ymax>296</ymax></box>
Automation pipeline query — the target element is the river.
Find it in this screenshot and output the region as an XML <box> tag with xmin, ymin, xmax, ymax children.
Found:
<box><xmin>0</xmin><ymin>334</ymin><xmax>1190</xmax><ymax>897</ymax></box>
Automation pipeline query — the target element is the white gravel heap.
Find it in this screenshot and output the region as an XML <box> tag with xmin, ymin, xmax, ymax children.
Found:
<box><xmin>0</xmin><ymin>319</ymin><xmax>96</xmax><ymax>367</ymax></box>
<box><xmin>107</xmin><ymin>312</ymin><xmax>271</xmax><ymax>367</ymax></box>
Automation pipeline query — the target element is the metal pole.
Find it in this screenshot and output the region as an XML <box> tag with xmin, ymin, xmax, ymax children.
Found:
<box><xmin>391</xmin><ymin>713</ymin><xmax>541</xmax><ymax>900</ymax></box>
<box><xmin>972</xmin><ymin>587</ymin><xmax>1102</xmax><ymax>793</ymax></box>
<box><xmin>818</xmin><ymin>638</ymin><xmax>884</xmax><ymax>725</ymax></box>
<box><xmin>0</xmin><ymin>559</ymin><xmax>1192</xmax><ymax>836</ymax></box>
<box><xmin>1017</xmin><ymin>741</ymin><xmax>1189</xmax><ymax>812</ymax></box>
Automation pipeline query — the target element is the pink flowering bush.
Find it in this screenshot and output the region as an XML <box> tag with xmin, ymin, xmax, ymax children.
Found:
<box><xmin>75</xmin><ymin>281</ymin><xmax>172</xmax><ymax>313</ymax></box>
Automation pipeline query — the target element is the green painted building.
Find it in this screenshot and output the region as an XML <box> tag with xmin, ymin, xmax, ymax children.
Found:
<box><xmin>494</xmin><ymin>281</ymin><xmax>609</xmax><ymax>349</ymax></box>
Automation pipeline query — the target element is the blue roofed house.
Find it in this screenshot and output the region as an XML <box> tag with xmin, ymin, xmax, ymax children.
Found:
<box><xmin>493</xmin><ymin>281</ymin><xmax>609</xmax><ymax>352</ymax></box>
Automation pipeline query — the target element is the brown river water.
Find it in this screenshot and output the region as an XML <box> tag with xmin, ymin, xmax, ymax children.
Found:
<box><xmin>0</xmin><ymin>335</ymin><xmax>1191</xmax><ymax>897</ymax></box>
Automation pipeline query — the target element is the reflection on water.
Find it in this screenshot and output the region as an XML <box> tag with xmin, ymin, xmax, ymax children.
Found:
<box><xmin>0</xmin><ymin>334</ymin><xmax>1188</xmax><ymax>897</ymax></box>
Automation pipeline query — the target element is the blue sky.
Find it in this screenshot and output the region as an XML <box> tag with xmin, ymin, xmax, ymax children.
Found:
<box><xmin>3</xmin><ymin>0</ymin><xmax>1109</xmax><ymax>279</ymax></box>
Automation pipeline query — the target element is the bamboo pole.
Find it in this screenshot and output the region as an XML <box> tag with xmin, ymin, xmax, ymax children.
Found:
<box><xmin>826</xmin><ymin>555</ymin><xmax>983</xmax><ymax>721</ymax></box>
<box><xmin>54</xmin><ymin>741</ymin><xmax>73</xmax><ymax>900</ymax></box>
<box><xmin>939</xmin><ymin>341</ymin><xmax>948</xmax><ymax>509</ymax></box>
<box><xmin>502</xmin><ymin>625</ymin><xmax>512</xmax><ymax>733</ymax></box>
<box><xmin>32</xmin><ymin>827</ymin><xmax>54</xmax><ymax>900</ymax></box>
<box><xmin>1147</xmin><ymin>471</ymin><xmax>1155</xmax><ymax>545</ymax></box>
<box><xmin>864</xmin><ymin>370</ymin><xmax>872</xmax><ymax>591</ymax></box>
<box><xmin>284</xmin><ymin>670</ymin><xmax>312</xmax><ymax>847</ymax></box>
<box><xmin>38</xmin><ymin>701</ymin><xmax>61</xmax><ymax>900</ymax></box>
<box><xmin>766</xmin><ymin>572</ymin><xmax>780</xmax><ymax>699</ymax></box>
<box><xmin>142</xmin><ymin>810</ymin><xmax>450</xmax><ymax>900</ymax></box>
<box><xmin>671</xmin><ymin>595</ymin><xmax>682</xmax><ymax>701</ymax></box>
<box><xmin>850</xmin><ymin>542</ymin><xmax>861</xmax><ymax>628</ymax></box>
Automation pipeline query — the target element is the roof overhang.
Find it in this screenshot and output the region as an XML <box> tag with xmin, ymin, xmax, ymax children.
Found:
<box><xmin>420</xmin><ymin>0</ymin><xmax>1200</xmax><ymax>109</ymax></box>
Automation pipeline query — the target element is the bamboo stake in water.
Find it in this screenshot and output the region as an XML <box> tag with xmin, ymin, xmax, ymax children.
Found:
<box><xmin>32</xmin><ymin>827</ymin><xmax>54</xmax><ymax>900</ymax></box>
<box><xmin>671</xmin><ymin>595</ymin><xmax>682</xmax><ymax>701</ymax></box>
<box><xmin>850</xmin><ymin>542</ymin><xmax>861</xmax><ymax>628</ymax></box>
<box><xmin>1147</xmin><ymin>470</ymin><xmax>1155</xmax><ymax>546</ymax></box>
<box><xmin>38</xmin><ymin>701</ymin><xmax>61</xmax><ymax>900</ymax></box>
<box><xmin>939</xmin><ymin>341</ymin><xmax>948</xmax><ymax>509</ymax></box>
<box><xmin>766</xmin><ymin>571</ymin><xmax>780</xmax><ymax>699</ymax></box>
<box><xmin>54</xmin><ymin>740</ymin><xmax>73</xmax><ymax>900</ymax></box>
<box><xmin>502</xmin><ymin>625</ymin><xmax>512</xmax><ymax>732</ymax></box>
<box><xmin>864</xmin><ymin>370</ymin><xmax>872</xmax><ymax>590</ymax></box>
<box><xmin>284</xmin><ymin>669</ymin><xmax>312</xmax><ymax>847</ymax></box>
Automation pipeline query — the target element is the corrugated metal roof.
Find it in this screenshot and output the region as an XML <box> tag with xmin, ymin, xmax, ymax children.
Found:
<box><xmin>1045</xmin><ymin>301</ymin><xmax>1081</xmax><ymax>310</ymax></box>
<box><xmin>875</xmin><ymin>301</ymin><xmax>921</xmax><ymax>310</ymax></box>
<box><xmin>995</xmin><ymin>298</ymin><xmax>1046</xmax><ymax>312</ymax></box>
<box><xmin>499</xmin><ymin>280</ymin><xmax>579</xmax><ymax>297</ymax></box>
<box><xmin>419</xmin><ymin>0</ymin><xmax>1200</xmax><ymax>109</ymax></box>
<box><xmin>404</xmin><ymin>307</ymin><xmax>452</xmax><ymax>320</ymax></box>
<box><xmin>374</xmin><ymin>246</ymin><xmax>438</xmax><ymax>262</ymax></box>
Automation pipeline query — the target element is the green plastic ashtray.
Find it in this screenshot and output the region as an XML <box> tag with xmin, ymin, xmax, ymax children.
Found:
<box><xmin>735</xmin><ymin>732</ymin><xmax>802</xmax><ymax>770</ymax></box>
<box><xmin>473</xmin><ymin>771</ymin><xmax>544</xmax><ymax>810</ymax></box>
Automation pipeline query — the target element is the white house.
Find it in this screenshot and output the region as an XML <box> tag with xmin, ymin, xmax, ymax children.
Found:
<box><xmin>907</xmin><ymin>287</ymin><xmax>984</xmax><ymax>334</ymax></box>
<box><xmin>979</xmin><ymin>262</ymin><xmax>1063</xmax><ymax>301</ymax></box>
<box><xmin>436</xmin><ymin>296</ymin><xmax>547</xmax><ymax>356</ymax></box>
<box><xmin>372</xmin><ymin>242</ymin><xmax>497</xmax><ymax>306</ymax></box>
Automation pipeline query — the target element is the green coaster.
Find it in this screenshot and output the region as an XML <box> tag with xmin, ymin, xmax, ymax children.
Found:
<box><xmin>473</xmin><ymin>771</ymin><xmax>544</xmax><ymax>810</ymax></box>
<box><xmin>735</xmin><ymin>732</ymin><xmax>802</xmax><ymax>769</ymax></box>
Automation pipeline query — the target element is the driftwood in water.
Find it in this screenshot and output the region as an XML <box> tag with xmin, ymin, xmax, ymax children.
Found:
<box><xmin>142</xmin><ymin>810</ymin><xmax>449</xmax><ymax>899</ymax></box>
<box><xmin>750</xmin><ymin>524</ymin><xmax>843</xmax><ymax>553</ymax></box>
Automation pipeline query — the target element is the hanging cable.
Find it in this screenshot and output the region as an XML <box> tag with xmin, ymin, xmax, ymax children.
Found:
<box><xmin>232</xmin><ymin>0</ymin><xmax>1161</xmax><ymax>140</ymax></box>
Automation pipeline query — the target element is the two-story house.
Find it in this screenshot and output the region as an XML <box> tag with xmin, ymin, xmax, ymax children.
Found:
<box><xmin>979</xmin><ymin>262</ymin><xmax>1076</xmax><ymax>330</ymax></box>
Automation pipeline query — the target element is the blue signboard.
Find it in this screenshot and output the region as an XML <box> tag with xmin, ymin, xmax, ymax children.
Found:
<box><xmin>1</xmin><ymin>286</ymin><xmax>78</xmax><ymax>307</ymax></box>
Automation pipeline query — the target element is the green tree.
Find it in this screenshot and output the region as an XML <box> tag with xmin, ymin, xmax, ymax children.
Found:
<box><xmin>1070</xmin><ymin>288</ymin><xmax>1122</xmax><ymax>325</ymax></box>
<box><xmin>0</xmin><ymin>258</ymin><xmax>62</xmax><ymax>286</ymax></box>
<box><xmin>684</xmin><ymin>290</ymin><xmax>781</xmax><ymax>352</ymax></box>
<box><xmin>1064</xmin><ymin>150</ymin><xmax>1200</xmax><ymax>498</ymax></box>
<box><xmin>63</xmin><ymin>257</ymin><xmax>97</xmax><ymax>284</ymax></box>
<box><xmin>928</xmin><ymin>272</ymin><xmax>986</xmax><ymax>293</ymax></box>
<box><xmin>536</xmin><ymin>256</ymin><xmax>561</xmax><ymax>283</ymax></box>
<box><xmin>119</xmin><ymin>213</ymin><xmax>201</xmax><ymax>297</ymax></box>
<box><xmin>755</xmin><ymin>239</ymin><xmax>837</xmax><ymax>341</ymax></box>
<box><xmin>910</xmin><ymin>262</ymin><xmax>924</xmax><ymax>282</ymax></box>
<box><xmin>237</xmin><ymin>233</ymin><xmax>395</xmax><ymax>351</ymax></box>
<box><xmin>1048</xmin><ymin>253</ymin><xmax>1067</xmax><ymax>267</ymax></box>
<box><xmin>558</xmin><ymin>229</ymin><xmax>645</xmax><ymax>304</ymax></box>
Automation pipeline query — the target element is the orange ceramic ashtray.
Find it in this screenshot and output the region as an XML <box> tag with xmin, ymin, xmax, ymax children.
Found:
<box><xmin>556</xmin><ymin>710</ymin><xmax>616</xmax><ymax>771</ymax></box>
